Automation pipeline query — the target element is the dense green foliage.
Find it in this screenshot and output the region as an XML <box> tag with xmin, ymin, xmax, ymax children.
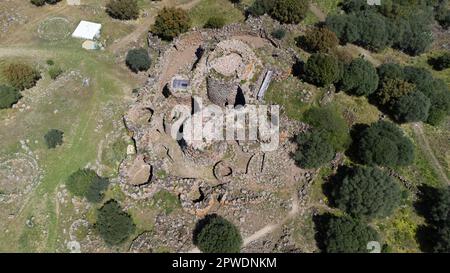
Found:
<box><xmin>269</xmin><ymin>0</ymin><xmax>309</xmax><ymax>24</ymax></box>
<box><xmin>429</xmin><ymin>53</ymin><xmax>450</xmax><ymax>71</ymax></box>
<box><xmin>45</xmin><ymin>0</ymin><xmax>62</xmax><ymax>4</ymax></box>
<box><xmin>48</xmin><ymin>66</ymin><xmax>63</xmax><ymax>80</ymax></box>
<box><xmin>0</xmin><ymin>85</ymin><xmax>21</xmax><ymax>109</ymax></box>
<box><xmin>66</xmin><ymin>169</ymin><xmax>109</xmax><ymax>203</ymax></box>
<box><xmin>304</xmin><ymin>53</ymin><xmax>343</xmax><ymax>87</ymax></box>
<box><xmin>434</xmin><ymin>224</ymin><xmax>450</xmax><ymax>252</ymax></box>
<box><xmin>247</xmin><ymin>0</ymin><xmax>275</xmax><ymax>16</ymax></box>
<box><xmin>340</xmin><ymin>58</ymin><xmax>379</xmax><ymax>96</ymax></box>
<box><xmin>351</xmin><ymin>121</ymin><xmax>414</xmax><ymax>167</ymax></box>
<box><xmin>294</xmin><ymin>130</ymin><xmax>335</xmax><ymax>169</ymax></box>
<box><xmin>204</xmin><ymin>16</ymin><xmax>226</xmax><ymax>29</ymax></box>
<box><xmin>331</xmin><ymin>166</ymin><xmax>402</xmax><ymax>219</ymax></box>
<box><xmin>428</xmin><ymin>187</ymin><xmax>450</xmax><ymax>226</ymax></box>
<box><xmin>152</xmin><ymin>8</ymin><xmax>191</xmax><ymax>41</ymax></box>
<box><xmin>271</xmin><ymin>28</ymin><xmax>286</xmax><ymax>40</ymax></box>
<box><xmin>326</xmin><ymin>0</ymin><xmax>435</xmax><ymax>55</ymax></box>
<box><xmin>44</xmin><ymin>129</ymin><xmax>64</xmax><ymax>149</ymax></box>
<box><xmin>375</xmin><ymin>63</ymin><xmax>450</xmax><ymax>125</ymax></box>
<box><xmin>300</xmin><ymin>27</ymin><xmax>339</xmax><ymax>53</ymax></box>
<box><xmin>2</xmin><ymin>63</ymin><xmax>40</xmax><ymax>91</ymax></box>
<box><xmin>106</xmin><ymin>0</ymin><xmax>139</xmax><ymax>20</ymax></box>
<box><xmin>125</xmin><ymin>48</ymin><xmax>151</xmax><ymax>73</ymax></box>
<box><xmin>95</xmin><ymin>200</ymin><xmax>136</xmax><ymax>245</ymax></box>
<box><xmin>30</xmin><ymin>0</ymin><xmax>45</xmax><ymax>6</ymax></box>
<box><xmin>194</xmin><ymin>215</ymin><xmax>243</xmax><ymax>253</ymax></box>
<box><xmin>322</xmin><ymin>216</ymin><xmax>379</xmax><ymax>253</ymax></box>
<box><xmin>302</xmin><ymin>105</ymin><xmax>350</xmax><ymax>151</ymax></box>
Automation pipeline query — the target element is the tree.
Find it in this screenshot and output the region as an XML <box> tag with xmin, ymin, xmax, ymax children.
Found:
<box><xmin>302</xmin><ymin>105</ymin><xmax>350</xmax><ymax>151</ymax></box>
<box><xmin>0</xmin><ymin>85</ymin><xmax>21</xmax><ymax>109</ymax></box>
<box><xmin>390</xmin><ymin>91</ymin><xmax>431</xmax><ymax>123</ymax></box>
<box><xmin>294</xmin><ymin>129</ymin><xmax>335</xmax><ymax>169</ymax></box>
<box><xmin>271</xmin><ymin>28</ymin><xmax>286</xmax><ymax>40</ymax></box>
<box><xmin>377</xmin><ymin>63</ymin><xmax>404</xmax><ymax>83</ymax></box>
<box><xmin>152</xmin><ymin>8</ymin><xmax>191</xmax><ymax>41</ymax></box>
<box><xmin>247</xmin><ymin>0</ymin><xmax>275</xmax><ymax>16</ymax></box>
<box><xmin>434</xmin><ymin>224</ymin><xmax>450</xmax><ymax>253</ymax></box>
<box><xmin>106</xmin><ymin>0</ymin><xmax>139</xmax><ymax>20</ymax></box>
<box><xmin>194</xmin><ymin>214</ymin><xmax>242</xmax><ymax>253</ymax></box>
<box><xmin>45</xmin><ymin>0</ymin><xmax>62</xmax><ymax>4</ymax></box>
<box><xmin>423</xmin><ymin>79</ymin><xmax>450</xmax><ymax>126</ymax></box>
<box><xmin>125</xmin><ymin>48</ymin><xmax>151</xmax><ymax>73</ymax></box>
<box><xmin>204</xmin><ymin>16</ymin><xmax>226</xmax><ymax>29</ymax></box>
<box><xmin>269</xmin><ymin>0</ymin><xmax>309</xmax><ymax>24</ymax></box>
<box><xmin>428</xmin><ymin>187</ymin><xmax>450</xmax><ymax>226</ymax></box>
<box><xmin>331</xmin><ymin>166</ymin><xmax>402</xmax><ymax>219</ymax></box>
<box><xmin>30</xmin><ymin>0</ymin><xmax>45</xmax><ymax>6</ymax></box>
<box><xmin>2</xmin><ymin>63</ymin><xmax>40</xmax><ymax>91</ymax></box>
<box><xmin>95</xmin><ymin>200</ymin><xmax>135</xmax><ymax>245</ymax></box>
<box><xmin>300</xmin><ymin>27</ymin><xmax>339</xmax><ymax>53</ymax></box>
<box><xmin>429</xmin><ymin>53</ymin><xmax>450</xmax><ymax>71</ymax></box>
<box><xmin>304</xmin><ymin>53</ymin><xmax>343</xmax><ymax>87</ymax></box>
<box><xmin>375</xmin><ymin>78</ymin><xmax>416</xmax><ymax>106</ymax></box>
<box><xmin>66</xmin><ymin>169</ymin><xmax>109</xmax><ymax>203</ymax></box>
<box><xmin>44</xmin><ymin>129</ymin><xmax>64</xmax><ymax>149</ymax></box>
<box><xmin>352</xmin><ymin>121</ymin><xmax>414</xmax><ymax>167</ymax></box>
<box><xmin>341</xmin><ymin>58</ymin><xmax>379</xmax><ymax>96</ymax></box>
<box><xmin>322</xmin><ymin>216</ymin><xmax>379</xmax><ymax>253</ymax></box>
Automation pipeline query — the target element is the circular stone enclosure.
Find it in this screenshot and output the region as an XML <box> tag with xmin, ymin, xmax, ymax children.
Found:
<box><xmin>38</xmin><ymin>17</ymin><xmax>72</xmax><ymax>41</ymax></box>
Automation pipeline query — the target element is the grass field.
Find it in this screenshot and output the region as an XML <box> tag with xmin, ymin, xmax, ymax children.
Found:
<box><xmin>188</xmin><ymin>0</ymin><xmax>245</xmax><ymax>27</ymax></box>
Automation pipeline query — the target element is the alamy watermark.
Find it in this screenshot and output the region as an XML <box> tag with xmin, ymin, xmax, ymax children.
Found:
<box><xmin>168</xmin><ymin>97</ymin><xmax>280</xmax><ymax>152</ymax></box>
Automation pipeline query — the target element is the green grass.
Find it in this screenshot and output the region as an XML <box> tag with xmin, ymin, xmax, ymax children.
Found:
<box><xmin>150</xmin><ymin>189</ymin><xmax>181</xmax><ymax>215</ymax></box>
<box><xmin>314</xmin><ymin>0</ymin><xmax>342</xmax><ymax>14</ymax></box>
<box><xmin>189</xmin><ymin>0</ymin><xmax>245</xmax><ymax>27</ymax></box>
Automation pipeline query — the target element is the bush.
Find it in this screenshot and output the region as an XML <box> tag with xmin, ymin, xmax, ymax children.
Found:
<box><xmin>352</xmin><ymin>121</ymin><xmax>414</xmax><ymax>167</ymax></box>
<box><xmin>95</xmin><ymin>200</ymin><xmax>135</xmax><ymax>245</ymax></box>
<box><xmin>302</xmin><ymin>105</ymin><xmax>350</xmax><ymax>151</ymax></box>
<box><xmin>434</xmin><ymin>224</ymin><xmax>450</xmax><ymax>253</ymax></box>
<box><xmin>194</xmin><ymin>214</ymin><xmax>242</xmax><ymax>253</ymax></box>
<box><xmin>0</xmin><ymin>85</ymin><xmax>21</xmax><ymax>109</ymax></box>
<box><xmin>322</xmin><ymin>216</ymin><xmax>379</xmax><ymax>253</ymax></box>
<box><xmin>301</xmin><ymin>27</ymin><xmax>339</xmax><ymax>53</ymax></box>
<box><xmin>390</xmin><ymin>91</ymin><xmax>431</xmax><ymax>123</ymax></box>
<box><xmin>152</xmin><ymin>8</ymin><xmax>190</xmax><ymax>41</ymax></box>
<box><xmin>304</xmin><ymin>53</ymin><xmax>343</xmax><ymax>87</ymax></box>
<box><xmin>125</xmin><ymin>48</ymin><xmax>151</xmax><ymax>73</ymax></box>
<box><xmin>45</xmin><ymin>0</ymin><xmax>62</xmax><ymax>4</ymax></box>
<box><xmin>340</xmin><ymin>58</ymin><xmax>379</xmax><ymax>96</ymax></box>
<box><xmin>30</xmin><ymin>0</ymin><xmax>45</xmax><ymax>6</ymax></box>
<box><xmin>66</xmin><ymin>169</ymin><xmax>109</xmax><ymax>203</ymax></box>
<box><xmin>204</xmin><ymin>16</ymin><xmax>226</xmax><ymax>29</ymax></box>
<box><xmin>2</xmin><ymin>63</ymin><xmax>40</xmax><ymax>91</ymax></box>
<box><xmin>269</xmin><ymin>0</ymin><xmax>309</xmax><ymax>24</ymax></box>
<box><xmin>375</xmin><ymin>78</ymin><xmax>416</xmax><ymax>106</ymax></box>
<box><xmin>271</xmin><ymin>28</ymin><xmax>286</xmax><ymax>40</ymax></box>
<box><xmin>106</xmin><ymin>0</ymin><xmax>139</xmax><ymax>20</ymax></box>
<box><xmin>247</xmin><ymin>0</ymin><xmax>275</xmax><ymax>16</ymax></box>
<box><xmin>44</xmin><ymin>129</ymin><xmax>63</xmax><ymax>149</ymax></box>
<box><xmin>294</xmin><ymin>130</ymin><xmax>335</xmax><ymax>169</ymax></box>
<box><xmin>48</xmin><ymin>66</ymin><xmax>63</xmax><ymax>80</ymax></box>
<box><xmin>331</xmin><ymin>166</ymin><xmax>402</xmax><ymax>219</ymax></box>
<box><xmin>429</xmin><ymin>53</ymin><xmax>450</xmax><ymax>71</ymax></box>
<box><xmin>46</xmin><ymin>59</ymin><xmax>54</xmax><ymax>66</ymax></box>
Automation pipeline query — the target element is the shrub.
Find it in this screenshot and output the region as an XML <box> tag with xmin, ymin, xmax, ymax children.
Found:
<box><xmin>204</xmin><ymin>16</ymin><xmax>226</xmax><ymax>29</ymax></box>
<box><xmin>301</xmin><ymin>27</ymin><xmax>339</xmax><ymax>53</ymax></box>
<box><xmin>30</xmin><ymin>0</ymin><xmax>46</xmax><ymax>6</ymax></box>
<box><xmin>322</xmin><ymin>216</ymin><xmax>379</xmax><ymax>253</ymax></box>
<box><xmin>302</xmin><ymin>105</ymin><xmax>350</xmax><ymax>151</ymax></box>
<box><xmin>340</xmin><ymin>58</ymin><xmax>379</xmax><ymax>96</ymax></box>
<box><xmin>44</xmin><ymin>129</ymin><xmax>64</xmax><ymax>149</ymax></box>
<box><xmin>423</xmin><ymin>79</ymin><xmax>450</xmax><ymax>126</ymax></box>
<box><xmin>151</xmin><ymin>8</ymin><xmax>190</xmax><ymax>41</ymax></box>
<box><xmin>125</xmin><ymin>48</ymin><xmax>151</xmax><ymax>73</ymax></box>
<box><xmin>331</xmin><ymin>166</ymin><xmax>402</xmax><ymax>219</ymax></box>
<box><xmin>95</xmin><ymin>200</ymin><xmax>135</xmax><ymax>245</ymax></box>
<box><xmin>271</xmin><ymin>28</ymin><xmax>286</xmax><ymax>40</ymax></box>
<box><xmin>247</xmin><ymin>0</ymin><xmax>275</xmax><ymax>16</ymax></box>
<box><xmin>352</xmin><ymin>121</ymin><xmax>414</xmax><ymax>167</ymax></box>
<box><xmin>429</xmin><ymin>53</ymin><xmax>450</xmax><ymax>71</ymax></box>
<box><xmin>45</xmin><ymin>0</ymin><xmax>62</xmax><ymax>4</ymax></box>
<box><xmin>375</xmin><ymin>78</ymin><xmax>416</xmax><ymax>106</ymax></box>
<box><xmin>390</xmin><ymin>91</ymin><xmax>431</xmax><ymax>123</ymax></box>
<box><xmin>2</xmin><ymin>63</ymin><xmax>40</xmax><ymax>91</ymax></box>
<box><xmin>304</xmin><ymin>53</ymin><xmax>343</xmax><ymax>87</ymax></box>
<box><xmin>46</xmin><ymin>59</ymin><xmax>54</xmax><ymax>66</ymax></box>
<box><xmin>194</xmin><ymin>214</ymin><xmax>242</xmax><ymax>253</ymax></box>
<box><xmin>48</xmin><ymin>66</ymin><xmax>63</xmax><ymax>80</ymax></box>
<box><xmin>0</xmin><ymin>85</ymin><xmax>21</xmax><ymax>109</ymax></box>
<box><xmin>294</xmin><ymin>129</ymin><xmax>335</xmax><ymax>169</ymax></box>
<box><xmin>269</xmin><ymin>0</ymin><xmax>309</xmax><ymax>24</ymax></box>
<box><xmin>106</xmin><ymin>0</ymin><xmax>139</xmax><ymax>20</ymax></box>
<box><xmin>434</xmin><ymin>224</ymin><xmax>450</xmax><ymax>253</ymax></box>
<box><xmin>66</xmin><ymin>169</ymin><xmax>109</xmax><ymax>203</ymax></box>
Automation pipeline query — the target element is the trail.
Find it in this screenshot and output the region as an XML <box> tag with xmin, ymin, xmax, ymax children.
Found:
<box><xmin>412</xmin><ymin>123</ymin><xmax>449</xmax><ymax>185</ymax></box>
<box><xmin>309</xmin><ymin>3</ymin><xmax>326</xmax><ymax>22</ymax></box>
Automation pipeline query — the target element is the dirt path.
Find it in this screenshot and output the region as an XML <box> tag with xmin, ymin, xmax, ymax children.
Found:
<box><xmin>309</xmin><ymin>3</ymin><xmax>326</xmax><ymax>22</ymax></box>
<box><xmin>412</xmin><ymin>123</ymin><xmax>449</xmax><ymax>185</ymax></box>
<box><xmin>109</xmin><ymin>0</ymin><xmax>202</xmax><ymax>54</ymax></box>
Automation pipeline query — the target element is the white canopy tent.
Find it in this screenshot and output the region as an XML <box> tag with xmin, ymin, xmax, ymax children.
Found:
<box><xmin>72</xmin><ymin>21</ymin><xmax>102</xmax><ymax>40</ymax></box>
